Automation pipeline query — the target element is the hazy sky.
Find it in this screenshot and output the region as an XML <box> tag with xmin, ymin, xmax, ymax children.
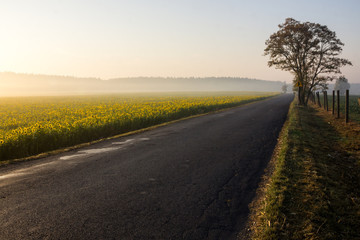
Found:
<box><xmin>1</xmin><ymin>0</ymin><xmax>359</xmax><ymax>83</ymax></box>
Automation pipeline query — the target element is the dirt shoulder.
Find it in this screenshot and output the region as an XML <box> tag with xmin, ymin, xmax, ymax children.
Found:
<box><xmin>244</xmin><ymin>101</ymin><xmax>360</xmax><ymax>240</ymax></box>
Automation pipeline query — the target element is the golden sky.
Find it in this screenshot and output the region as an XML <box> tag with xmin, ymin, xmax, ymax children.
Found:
<box><xmin>0</xmin><ymin>0</ymin><xmax>359</xmax><ymax>83</ymax></box>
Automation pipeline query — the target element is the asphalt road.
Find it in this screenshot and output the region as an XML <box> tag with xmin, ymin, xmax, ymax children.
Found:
<box><xmin>0</xmin><ymin>94</ymin><xmax>293</xmax><ymax>240</ymax></box>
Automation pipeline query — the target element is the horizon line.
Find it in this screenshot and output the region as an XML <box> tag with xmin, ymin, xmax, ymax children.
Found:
<box><xmin>0</xmin><ymin>71</ymin><xmax>285</xmax><ymax>82</ymax></box>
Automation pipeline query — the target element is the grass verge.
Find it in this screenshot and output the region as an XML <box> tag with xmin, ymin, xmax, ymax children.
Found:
<box><xmin>248</xmin><ymin>101</ymin><xmax>360</xmax><ymax>239</ymax></box>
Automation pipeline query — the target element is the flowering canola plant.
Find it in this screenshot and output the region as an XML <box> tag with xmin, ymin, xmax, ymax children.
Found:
<box><xmin>0</xmin><ymin>93</ymin><xmax>275</xmax><ymax>161</ymax></box>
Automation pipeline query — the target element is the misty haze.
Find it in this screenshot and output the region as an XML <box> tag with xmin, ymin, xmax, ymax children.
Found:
<box><xmin>1</xmin><ymin>72</ymin><xmax>360</xmax><ymax>97</ymax></box>
<box><xmin>0</xmin><ymin>72</ymin><xmax>285</xmax><ymax>96</ymax></box>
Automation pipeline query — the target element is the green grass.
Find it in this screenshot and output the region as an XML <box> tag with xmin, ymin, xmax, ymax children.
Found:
<box><xmin>250</xmin><ymin>101</ymin><xmax>360</xmax><ymax>240</ymax></box>
<box><xmin>319</xmin><ymin>94</ymin><xmax>360</xmax><ymax>122</ymax></box>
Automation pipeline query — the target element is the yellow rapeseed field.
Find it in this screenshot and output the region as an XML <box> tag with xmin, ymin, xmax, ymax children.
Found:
<box><xmin>0</xmin><ymin>93</ymin><xmax>276</xmax><ymax>161</ymax></box>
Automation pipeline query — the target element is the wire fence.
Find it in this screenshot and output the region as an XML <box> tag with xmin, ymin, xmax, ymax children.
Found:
<box><xmin>311</xmin><ymin>90</ymin><xmax>360</xmax><ymax>123</ymax></box>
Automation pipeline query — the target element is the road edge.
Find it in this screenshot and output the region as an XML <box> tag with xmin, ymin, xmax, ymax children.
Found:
<box><xmin>236</xmin><ymin>98</ymin><xmax>295</xmax><ymax>239</ymax></box>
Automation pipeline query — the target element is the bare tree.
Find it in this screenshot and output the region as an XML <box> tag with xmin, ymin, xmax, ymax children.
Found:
<box><xmin>264</xmin><ymin>18</ymin><xmax>352</xmax><ymax>105</ymax></box>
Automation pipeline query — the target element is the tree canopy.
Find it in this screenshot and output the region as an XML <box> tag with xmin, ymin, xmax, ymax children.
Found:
<box><xmin>264</xmin><ymin>18</ymin><xmax>352</xmax><ymax>105</ymax></box>
<box><xmin>334</xmin><ymin>76</ymin><xmax>350</xmax><ymax>95</ymax></box>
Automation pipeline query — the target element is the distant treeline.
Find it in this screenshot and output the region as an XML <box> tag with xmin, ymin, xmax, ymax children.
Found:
<box><xmin>0</xmin><ymin>72</ymin><xmax>359</xmax><ymax>96</ymax></box>
<box><xmin>325</xmin><ymin>84</ymin><xmax>360</xmax><ymax>95</ymax></box>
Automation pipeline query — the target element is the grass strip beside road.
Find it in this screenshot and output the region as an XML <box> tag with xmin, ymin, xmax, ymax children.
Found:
<box><xmin>249</xmin><ymin>101</ymin><xmax>360</xmax><ymax>239</ymax></box>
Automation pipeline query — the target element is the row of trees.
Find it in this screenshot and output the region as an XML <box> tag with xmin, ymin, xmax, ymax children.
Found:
<box><xmin>281</xmin><ymin>77</ymin><xmax>351</xmax><ymax>95</ymax></box>
<box><xmin>265</xmin><ymin>18</ymin><xmax>352</xmax><ymax>105</ymax></box>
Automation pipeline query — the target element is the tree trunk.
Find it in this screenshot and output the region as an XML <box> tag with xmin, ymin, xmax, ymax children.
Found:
<box><xmin>304</xmin><ymin>85</ymin><xmax>315</xmax><ymax>106</ymax></box>
<box><xmin>305</xmin><ymin>91</ymin><xmax>311</xmax><ymax>106</ymax></box>
<box><xmin>299</xmin><ymin>87</ymin><xmax>306</xmax><ymax>105</ymax></box>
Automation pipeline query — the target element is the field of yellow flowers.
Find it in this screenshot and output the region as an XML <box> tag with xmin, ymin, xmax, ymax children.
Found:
<box><xmin>0</xmin><ymin>92</ymin><xmax>276</xmax><ymax>161</ymax></box>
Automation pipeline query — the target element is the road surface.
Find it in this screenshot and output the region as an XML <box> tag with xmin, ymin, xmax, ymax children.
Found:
<box><xmin>0</xmin><ymin>94</ymin><xmax>293</xmax><ymax>240</ymax></box>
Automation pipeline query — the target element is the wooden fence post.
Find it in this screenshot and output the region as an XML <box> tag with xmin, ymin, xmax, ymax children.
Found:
<box><xmin>317</xmin><ymin>92</ymin><xmax>321</xmax><ymax>107</ymax></box>
<box><xmin>313</xmin><ymin>92</ymin><xmax>316</xmax><ymax>104</ymax></box>
<box><xmin>325</xmin><ymin>91</ymin><xmax>329</xmax><ymax>111</ymax></box>
<box><xmin>311</xmin><ymin>92</ymin><xmax>314</xmax><ymax>104</ymax></box>
<box><xmin>345</xmin><ymin>89</ymin><xmax>349</xmax><ymax>123</ymax></box>
<box><xmin>332</xmin><ymin>90</ymin><xmax>335</xmax><ymax>115</ymax></box>
<box><xmin>337</xmin><ymin>90</ymin><xmax>340</xmax><ymax>118</ymax></box>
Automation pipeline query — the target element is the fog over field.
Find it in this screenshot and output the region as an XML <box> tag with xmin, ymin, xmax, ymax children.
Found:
<box><xmin>2</xmin><ymin>72</ymin><xmax>359</xmax><ymax>97</ymax></box>
<box><xmin>0</xmin><ymin>72</ymin><xmax>285</xmax><ymax>96</ymax></box>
